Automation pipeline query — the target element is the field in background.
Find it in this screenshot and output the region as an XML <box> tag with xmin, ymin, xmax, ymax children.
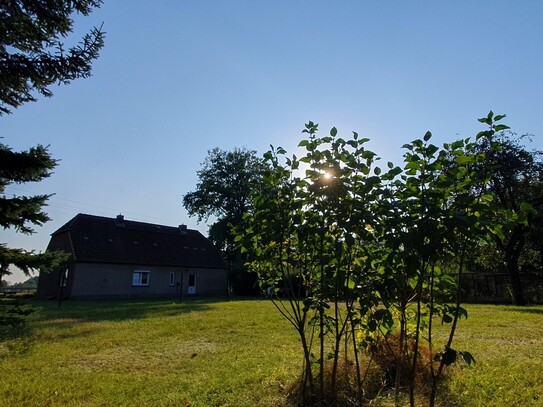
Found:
<box><xmin>0</xmin><ymin>299</ymin><xmax>542</xmax><ymax>406</ymax></box>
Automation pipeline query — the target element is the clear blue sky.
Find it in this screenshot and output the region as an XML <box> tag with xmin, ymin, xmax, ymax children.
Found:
<box><xmin>3</xmin><ymin>1</ymin><xmax>543</xmax><ymax>283</ymax></box>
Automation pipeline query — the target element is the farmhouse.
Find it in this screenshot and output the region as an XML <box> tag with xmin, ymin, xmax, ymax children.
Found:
<box><xmin>37</xmin><ymin>213</ymin><xmax>228</xmax><ymax>299</ymax></box>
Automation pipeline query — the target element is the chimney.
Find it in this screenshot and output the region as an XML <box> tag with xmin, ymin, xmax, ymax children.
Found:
<box><xmin>115</xmin><ymin>214</ymin><xmax>125</xmax><ymax>227</ymax></box>
<box><xmin>179</xmin><ymin>224</ymin><xmax>188</xmax><ymax>235</ymax></box>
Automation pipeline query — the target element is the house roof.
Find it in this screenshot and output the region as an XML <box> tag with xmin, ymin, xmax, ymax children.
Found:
<box><xmin>48</xmin><ymin>213</ymin><xmax>227</xmax><ymax>269</ymax></box>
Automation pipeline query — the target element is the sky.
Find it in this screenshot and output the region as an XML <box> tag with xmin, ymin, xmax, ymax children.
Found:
<box><xmin>3</xmin><ymin>1</ymin><xmax>543</xmax><ymax>284</ymax></box>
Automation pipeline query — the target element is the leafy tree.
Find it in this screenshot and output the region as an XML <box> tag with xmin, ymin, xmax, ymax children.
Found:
<box><xmin>183</xmin><ymin>147</ymin><xmax>268</xmax><ymax>294</ymax></box>
<box><xmin>239</xmin><ymin>114</ymin><xmax>503</xmax><ymax>406</ymax></box>
<box><xmin>0</xmin><ymin>0</ymin><xmax>105</xmax><ymax>115</ymax></box>
<box><xmin>0</xmin><ymin>0</ymin><xmax>104</xmax><ymax>282</ymax></box>
<box><xmin>484</xmin><ymin>132</ymin><xmax>543</xmax><ymax>305</ymax></box>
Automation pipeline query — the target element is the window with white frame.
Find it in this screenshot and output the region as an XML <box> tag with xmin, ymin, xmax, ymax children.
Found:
<box><xmin>132</xmin><ymin>270</ymin><xmax>150</xmax><ymax>286</ymax></box>
<box><xmin>60</xmin><ymin>268</ymin><xmax>68</xmax><ymax>287</ymax></box>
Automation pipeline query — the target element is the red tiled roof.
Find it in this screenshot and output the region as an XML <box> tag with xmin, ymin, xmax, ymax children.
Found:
<box><xmin>48</xmin><ymin>213</ymin><xmax>226</xmax><ymax>269</ymax></box>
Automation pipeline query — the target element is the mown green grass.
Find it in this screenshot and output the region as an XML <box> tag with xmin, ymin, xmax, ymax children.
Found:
<box><xmin>438</xmin><ymin>305</ymin><xmax>543</xmax><ymax>407</ymax></box>
<box><xmin>0</xmin><ymin>300</ymin><xmax>542</xmax><ymax>406</ymax></box>
<box><xmin>0</xmin><ymin>299</ymin><xmax>300</xmax><ymax>406</ymax></box>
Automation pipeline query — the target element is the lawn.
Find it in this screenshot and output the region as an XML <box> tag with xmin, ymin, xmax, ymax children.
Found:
<box><xmin>0</xmin><ymin>299</ymin><xmax>542</xmax><ymax>406</ymax></box>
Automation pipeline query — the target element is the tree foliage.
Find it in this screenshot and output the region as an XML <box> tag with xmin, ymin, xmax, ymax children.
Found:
<box><xmin>238</xmin><ymin>113</ymin><xmax>505</xmax><ymax>406</ymax></box>
<box><xmin>183</xmin><ymin>147</ymin><xmax>268</xmax><ymax>294</ymax></box>
<box><xmin>0</xmin><ymin>142</ymin><xmax>68</xmax><ymax>277</ymax></box>
<box><xmin>483</xmin><ymin>132</ymin><xmax>543</xmax><ymax>304</ymax></box>
<box><xmin>0</xmin><ymin>0</ymin><xmax>105</xmax><ymax>115</ymax></box>
<box><xmin>0</xmin><ymin>0</ymin><xmax>104</xmax><ymax>281</ymax></box>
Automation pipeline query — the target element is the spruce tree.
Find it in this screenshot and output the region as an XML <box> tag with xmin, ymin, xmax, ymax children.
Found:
<box><xmin>0</xmin><ymin>1</ymin><xmax>104</xmax><ymax>282</ymax></box>
<box><xmin>1</xmin><ymin>0</ymin><xmax>105</xmax><ymax>115</ymax></box>
<box><xmin>0</xmin><ymin>142</ymin><xmax>66</xmax><ymax>279</ymax></box>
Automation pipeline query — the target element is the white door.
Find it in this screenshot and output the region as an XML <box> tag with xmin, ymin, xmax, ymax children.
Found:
<box><xmin>188</xmin><ymin>274</ymin><xmax>196</xmax><ymax>295</ymax></box>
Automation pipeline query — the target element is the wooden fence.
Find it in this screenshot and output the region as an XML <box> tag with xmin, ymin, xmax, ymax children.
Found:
<box><xmin>457</xmin><ymin>272</ymin><xmax>543</xmax><ymax>304</ymax></box>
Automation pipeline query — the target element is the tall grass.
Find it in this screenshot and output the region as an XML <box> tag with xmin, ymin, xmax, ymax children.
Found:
<box><xmin>0</xmin><ymin>300</ymin><xmax>541</xmax><ymax>406</ymax></box>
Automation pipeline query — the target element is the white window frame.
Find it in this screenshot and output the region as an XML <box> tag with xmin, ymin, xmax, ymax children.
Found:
<box><xmin>132</xmin><ymin>270</ymin><xmax>150</xmax><ymax>286</ymax></box>
<box><xmin>60</xmin><ymin>268</ymin><xmax>68</xmax><ymax>287</ymax></box>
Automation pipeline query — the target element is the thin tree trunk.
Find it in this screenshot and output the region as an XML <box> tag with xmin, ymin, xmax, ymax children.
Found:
<box><xmin>409</xmin><ymin>273</ymin><xmax>425</xmax><ymax>407</ymax></box>
<box><xmin>430</xmin><ymin>242</ymin><xmax>467</xmax><ymax>407</ymax></box>
<box><xmin>497</xmin><ymin>225</ymin><xmax>527</xmax><ymax>306</ymax></box>
<box><xmin>505</xmin><ymin>234</ymin><xmax>527</xmax><ymax>305</ymax></box>
<box><xmin>395</xmin><ymin>304</ymin><xmax>407</xmax><ymax>406</ymax></box>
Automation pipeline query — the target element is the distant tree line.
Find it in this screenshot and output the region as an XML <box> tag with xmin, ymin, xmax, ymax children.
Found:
<box><xmin>8</xmin><ymin>276</ymin><xmax>39</xmax><ymax>289</ymax></box>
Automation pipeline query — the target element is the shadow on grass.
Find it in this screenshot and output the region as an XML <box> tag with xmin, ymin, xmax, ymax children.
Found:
<box><xmin>435</xmin><ymin>382</ymin><xmax>466</xmax><ymax>407</ymax></box>
<box><xmin>0</xmin><ymin>298</ymin><xmax>35</xmax><ymax>341</ymax></box>
<box><xmin>0</xmin><ymin>298</ymin><xmax>37</xmax><ymax>358</ymax></box>
<box><xmin>28</xmin><ymin>298</ymin><xmax>224</xmax><ymax>323</ymax></box>
<box><xmin>504</xmin><ymin>305</ymin><xmax>543</xmax><ymax>315</ymax></box>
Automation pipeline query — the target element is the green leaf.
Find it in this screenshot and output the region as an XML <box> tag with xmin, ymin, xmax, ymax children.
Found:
<box><xmin>427</xmin><ymin>144</ymin><xmax>439</xmax><ymax>156</ymax></box>
<box><xmin>456</xmin><ymin>155</ymin><xmax>474</xmax><ymax>165</ymax></box>
<box><xmin>330</xmin><ymin>127</ymin><xmax>338</xmax><ymax>137</ymax></box>
<box><xmin>456</xmin><ymin>306</ymin><xmax>468</xmax><ymax>319</ymax></box>
<box><xmin>493</xmin><ymin>124</ymin><xmax>510</xmax><ymax>132</ymax></box>
<box><xmin>442</xmin><ymin>347</ymin><xmax>457</xmax><ymax>366</ymax></box>
<box><xmin>374</xmin><ymin>167</ymin><xmax>381</xmax><ymax>175</ymax></box>
<box><xmin>346</xmin><ymin>278</ymin><xmax>355</xmax><ymax>289</ymax></box>
<box><xmin>478</xmin><ymin>111</ymin><xmax>494</xmax><ymax>125</ymax></box>
<box><xmin>442</xmin><ymin>314</ymin><xmax>453</xmax><ymax>324</ymax></box>
<box><xmin>405</xmin><ymin>161</ymin><xmax>419</xmax><ymax>170</ymax></box>
<box><xmin>520</xmin><ymin>202</ymin><xmax>535</xmax><ymax>213</ymax></box>
<box><xmin>476</xmin><ymin>130</ymin><xmax>492</xmax><ymax>140</ymax></box>
<box><xmin>460</xmin><ymin>351</ymin><xmax>476</xmax><ymax>366</ymax></box>
<box><xmin>493</xmin><ymin>224</ymin><xmax>505</xmax><ymax>241</ymax></box>
<box><xmin>423</xmin><ymin>131</ymin><xmax>432</xmax><ymax>142</ymax></box>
